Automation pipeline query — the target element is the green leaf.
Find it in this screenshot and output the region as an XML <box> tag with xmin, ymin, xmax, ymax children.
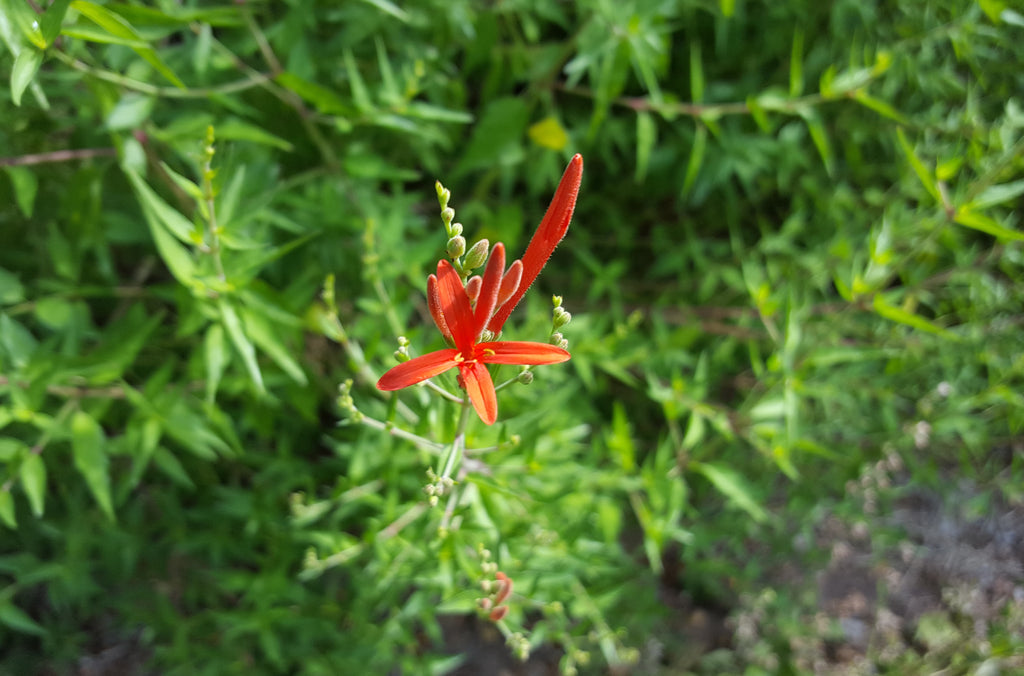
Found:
<box><xmin>71</xmin><ymin>410</ymin><xmax>115</xmax><ymax>521</ymax></box>
<box><xmin>969</xmin><ymin>179</ymin><xmax>1024</xmax><ymax>210</ymax></box>
<box><xmin>125</xmin><ymin>171</ymin><xmax>196</xmax><ymax>243</ymax></box>
<box><xmin>0</xmin><ymin>267</ymin><xmax>25</xmax><ymax>304</ymax></box>
<box><xmin>456</xmin><ymin>97</ymin><xmax>530</xmax><ymax>172</ymax></box>
<box><xmin>682</xmin><ymin>122</ymin><xmax>707</xmax><ymax>197</ymax></box>
<box><xmin>105</xmin><ymin>93</ymin><xmax>155</xmax><ymax>131</ymax></box>
<box><xmin>853</xmin><ymin>90</ymin><xmax>907</xmax><ymax>124</ymax></box>
<box><xmin>872</xmin><ymin>293</ymin><xmax>959</xmax><ymax>340</ymax></box>
<box><xmin>10</xmin><ymin>47</ymin><xmax>43</xmax><ymax>106</ymax></box>
<box><xmin>953</xmin><ymin>207</ymin><xmax>1024</xmax><ymax>241</ymax></box>
<box><xmin>634</xmin><ymin>111</ymin><xmax>655</xmax><ymax>183</ymax></box>
<box><xmin>40</xmin><ymin>0</ymin><xmax>71</xmax><ymax>45</ymax></box>
<box><xmin>689</xmin><ymin>41</ymin><xmax>704</xmax><ymax>103</ymax></box>
<box><xmin>217</xmin><ymin>118</ymin><xmax>295</xmax><ymax>152</ymax></box>
<box><xmin>219</xmin><ymin>298</ymin><xmax>264</xmax><ymax>393</ymax></box>
<box><xmin>239</xmin><ymin>307</ymin><xmax>307</xmax><ymax>386</ymax></box>
<box><xmin>0</xmin><ymin>491</ymin><xmax>16</xmax><ymax>529</ymax></box>
<box><xmin>0</xmin><ymin>601</ymin><xmax>46</xmax><ymax>636</ymax></box>
<box><xmin>2</xmin><ymin>166</ymin><xmax>37</xmax><ymax>218</ymax></box>
<box><xmin>69</xmin><ymin>1</ymin><xmax>185</xmax><ymax>88</ymax></box>
<box><xmin>204</xmin><ymin>323</ymin><xmax>227</xmax><ymax>405</ymax></box>
<box><xmin>276</xmin><ymin>72</ymin><xmax>351</xmax><ymax>115</ymax></box>
<box><xmin>18</xmin><ymin>454</ymin><xmax>46</xmax><ymax>517</ymax></box>
<box><xmin>126</xmin><ymin>171</ymin><xmax>197</xmax><ymax>284</ymax></box>
<box><xmin>896</xmin><ymin>127</ymin><xmax>942</xmax><ymax>204</ymax></box>
<box><xmin>799</xmin><ymin>108</ymin><xmax>834</xmax><ymax>176</ymax></box>
<box><xmin>789</xmin><ymin>27</ymin><xmax>804</xmax><ymax>97</ymax></box>
<box><xmin>691</xmin><ymin>461</ymin><xmax>768</xmax><ymax>523</ymax></box>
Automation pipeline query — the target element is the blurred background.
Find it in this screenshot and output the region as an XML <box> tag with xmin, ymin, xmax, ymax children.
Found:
<box><xmin>1</xmin><ymin>0</ymin><xmax>1023</xmax><ymax>673</ymax></box>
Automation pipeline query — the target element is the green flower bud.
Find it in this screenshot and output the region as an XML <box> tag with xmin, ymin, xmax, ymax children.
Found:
<box><xmin>450</xmin><ymin>222</ymin><xmax>463</xmax><ymax>236</ymax></box>
<box><xmin>553</xmin><ymin>308</ymin><xmax>571</xmax><ymax>328</ymax></box>
<box><xmin>552</xmin><ymin>295</ymin><xmax>563</xmax><ymax>307</ymax></box>
<box><xmin>517</xmin><ymin>370</ymin><xmax>534</xmax><ymax>385</ymax></box>
<box><xmin>446</xmin><ymin>235</ymin><xmax>466</xmax><ymax>258</ymax></box>
<box><xmin>464</xmin><ymin>239</ymin><xmax>490</xmax><ymax>270</ymax></box>
<box><xmin>441</xmin><ymin>207</ymin><xmax>455</xmax><ymax>224</ymax></box>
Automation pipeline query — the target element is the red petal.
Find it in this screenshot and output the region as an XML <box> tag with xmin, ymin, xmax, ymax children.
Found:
<box><xmin>477</xmin><ymin>341</ymin><xmax>570</xmax><ymax>365</ymax></box>
<box><xmin>436</xmin><ymin>260</ymin><xmax>476</xmax><ymax>352</ymax></box>
<box><xmin>377</xmin><ymin>349</ymin><xmax>459</xmax><ymax>390</ymax></box>
<box><xmin>426</xmin><ymin>274</ymin><xmax>453</xmax><ymax>344</ymax></box>
<box><xmin>461</xmin><ymin>361</ymin><xmax>497</xmax><ymax>425</ymax></box>
<box><xmin>473</xmin><ymin>243</ymin><xmax>504</xmax><ymax>339</ymax></box>
<box><xmin>488</xmin><ymin>154</ymin><xmax>582</xmax><ymax>333</ymax></box>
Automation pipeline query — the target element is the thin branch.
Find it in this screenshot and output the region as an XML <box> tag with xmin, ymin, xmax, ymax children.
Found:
<box><xmin>0</xmin><ymin>148</ymin><xmax>116</xmax><ymax>167</ymax></box>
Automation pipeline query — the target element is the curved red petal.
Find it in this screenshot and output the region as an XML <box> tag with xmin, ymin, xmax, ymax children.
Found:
<box><xmin>426</xmin><ymin>274</ymin><xmax>453</xmax><ymax>343</ymax></box>
<box><xmin>436</xmin><ymin>260</ymin><xmax>476</xmax><ymax>351</ymax></box>
<box><xmin>461</xmin><ymin>361</ymin><xmax>497</xmax><ymax>425</ymax></box>
<box><xmin>377</xmin><ymin>349</ymin><xmax>459</xmax><ymax>390</ymax></box>
<box><xmin>488</xmin><ymin>154</ymin><xmax>582</xmax><ymax>333</ymax></box>
<box><xmin>473</xmin><ymin>243</ymin><xmax>505</xmax><ymax>339</ymax></box>
<box><xmin>477</xmin><ymin>341</ymin><xmax>570</xmax><ymax>365</ymax></box>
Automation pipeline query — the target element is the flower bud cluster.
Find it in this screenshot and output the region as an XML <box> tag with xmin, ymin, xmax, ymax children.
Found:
<box><xmin>423</xmin><ymin>467</ymin><xmax>454</xmax><ymax>507</ymax></box>
<box><xmin>336</xmin><ymin>380</ymin><xmax>363</xmax><ymax>422</ymax></box>
<box><xmin>393</xmin><ymin>336</ymin><xmax>411</xmax><ymax>363</ymax></box>
<box><xmin>478</xmin><ymin>571</ymin><xmax>515</xmax><ymax>623</ymax></box>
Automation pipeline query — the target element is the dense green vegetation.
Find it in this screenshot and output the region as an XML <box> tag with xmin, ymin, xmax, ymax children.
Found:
<box><xmin>2</xmin><ymin>1</ymin><xmax>1023</xmax><ymax>673</ymax></box>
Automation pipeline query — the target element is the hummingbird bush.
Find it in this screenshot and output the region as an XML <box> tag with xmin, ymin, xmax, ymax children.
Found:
<box><xmin>2</xmin><ymin>1</ymin><xmax>1023</xmax><ymax>674</ymax></box>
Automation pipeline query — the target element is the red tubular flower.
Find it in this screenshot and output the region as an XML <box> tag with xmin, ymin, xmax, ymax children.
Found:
<box><xmin>377</xmin><ymin>244</ymin><xmax>570</xmax><ymax>425</ymax></box>
<box><xmin>487</xmin><ymin>154</ymin><xmax>583</xmax><ymax>334</ymax></box>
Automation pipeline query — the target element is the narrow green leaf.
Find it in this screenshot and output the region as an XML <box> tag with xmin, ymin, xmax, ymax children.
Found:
<box><xmin>799</xmin><ymin>109</ymin><xmax>834</xmax><ymax>176</ymax></box>
<box><xmin>126</xmin><ymin>171</ymin><xmax>197</xmax><ymax>243</ymax></box>
<box><xmin>19</xmin><ymin>454</ymin><xmax>46</xmax><ymax>517</ymax></box>
<box><xmin>126</xmin><ymin>172</ymin><xmax>196</xmax><ymax>284</ymax></box>
<box><xmin>0</xmin><ymin>602</ymin><xmax>46</xmax><ymax>636</ymax></box>
<box><xmin>692</xmin><ymin>461</ymin><xmax>768</xmax><ymax>523</ymax></box>
<box><xmin>789</xmin><ymin>27</ymin><xmax>804</xmax><ymax>97</ymax></box>
<box><xmin>0</xmin><ymin>266</ymin><xmax>25</xmax><ymax>304</ymax></box>
<box><xmin>746</xmin><ymin>95</ymin><xmax>770</xmax><ymax>132</ymax></box>
<box><xmin>343</xmin><ymin>49</ymin><xmax>372</xmax><ymax>112</ymax></box>
<box><xmin>953</xmin><ymin>207</ymin><xmax>1024</xmax><ymax>241</ymax></box>
<box><xmin>853</xmin><ymin>90</ymin><xmax>908</xmax><ymax>124</ymax></box>
<box><xmin>896</xmin><ymin>127</ymin><xmax>942</xmax><ymax>204</ymax></box>
<box><xmin>152</xmin><ymin>447</ymin><xmax>194</xmax><ymax>489</ymax></box>
<box><xmin>69</xmin><ymin>0</ymin><xmax>185</xmax><ymax>88</ymax></box>
<box><xmin>0</xmin><ymin>491</ymin><xmax>16</xmax><ymax>529</ymax></box>
<box><xmin>3</xmin><ymin>166</ymin><xmax>38</xmax><ymax>217</ymax></box>
<box><xmin>11</xmin><ymin>47</ymin><xmax>43</xmax><ymax>106</ymax></box>
<box><xmin>689</xmin><ymin>42</ymin><xmax>704</xmax><ymax>103</ymax></box>
<box><xmin>219</xmin><ymin>298</ymin><xmax>265</xmax><ymax>393</ymax></box>
<box><xmin>682</xmin><ymin>123</ymin><xmax>707</xmax><ymax>197</ymax></box>
<box><xmin>71</xmin><ymin>410</ymin><xmax>115</xmax><ymax>521</ymax></box>
<box><xmin>872</xmin><ymin>294</ymin><xmax>959</xmax><ymax>340</ymax></box>
<box><xmin>635</xmin><ymin>111</ymin><xmax>655</xmax><ymax>183</ymax></box>
<box><xmin>969</xmin><ymin>179</ymin><xmax>1024</xmax><ymax>210</ymax></box>
<box><xmin>217</xmin><ymin>118</ymin><xmax>295</xmax><ymax>151</ymax></box>
<box><xmin>239</xmin><ymin>307</ymin><xmax>307</xmax><ymax>386</ymax></box>
<box><xmin>276</xmin><ymin>72</ymin><xmax>351</xmax><ymax>115</ymax></box>
<box><xmin>40</xmin><ymin>0</ymin><xmax>72</xmax><ymax>45</ymax></box>
<box><xmin>204</xmin><ymin>323</ymin><xmax>227</xmax><ymax>405</ymax></box>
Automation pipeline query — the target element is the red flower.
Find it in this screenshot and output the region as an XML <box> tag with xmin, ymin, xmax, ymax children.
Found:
<box><xmin>487</xmin><ymin>154</ymin><xmax>583</xmax><ymax>334</ymax></box>
<box><xmin>377</xmin><ymin>243</ymin><xmax>570</xmax><ymax>424</ymax></box>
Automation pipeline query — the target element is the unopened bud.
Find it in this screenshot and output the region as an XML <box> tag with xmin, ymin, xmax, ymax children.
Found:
<box><xmin>464</xmin><ymin>239</ymin><xmax>490</xmax><ymax>270</ymax></box>
<box><xmin>497</xmin><ymin>260</ymin><xmax>523</xmax><ymax>306</ymax></box>
<box><xmin>446</xmin><ymin>235</ymin><xmax>466</xmax><ymax>258</ymax></box>
<box><xmin>450</xmin><ymin>222</ymin><xmax>463</xmax><ymax>236</ymax></box>
<box><xmin>552</xmin><ymin>295</ymin><xmax>563</xmax><ymax>307</ymax></box>
<box><xmin>517</xmin><ymin>370</ymin><xmax>534</xmax><ymax>385</ymax></box>
<box><xmin>553</xmin><ymin>308</ymin><xmax>571</xmax><ymax>328</ymax></box>
<box><xmin>441</xmin><ymin>207</ymin><xmax>455</xmax><ymax>224</ymax></box>
<box><xmin>489</xmin><ymin>606</ymin><xmax>509</xmax><ymax>622</ymax></box>
<box><xmin>466</xmin><ymin>276</ymin><xmax>482</xmax><ymax>302</ymax></box>
<box><xmin>557</xmin><ymin>338</ymin><xmax>569</xmax><ymax>350</ymax></box>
